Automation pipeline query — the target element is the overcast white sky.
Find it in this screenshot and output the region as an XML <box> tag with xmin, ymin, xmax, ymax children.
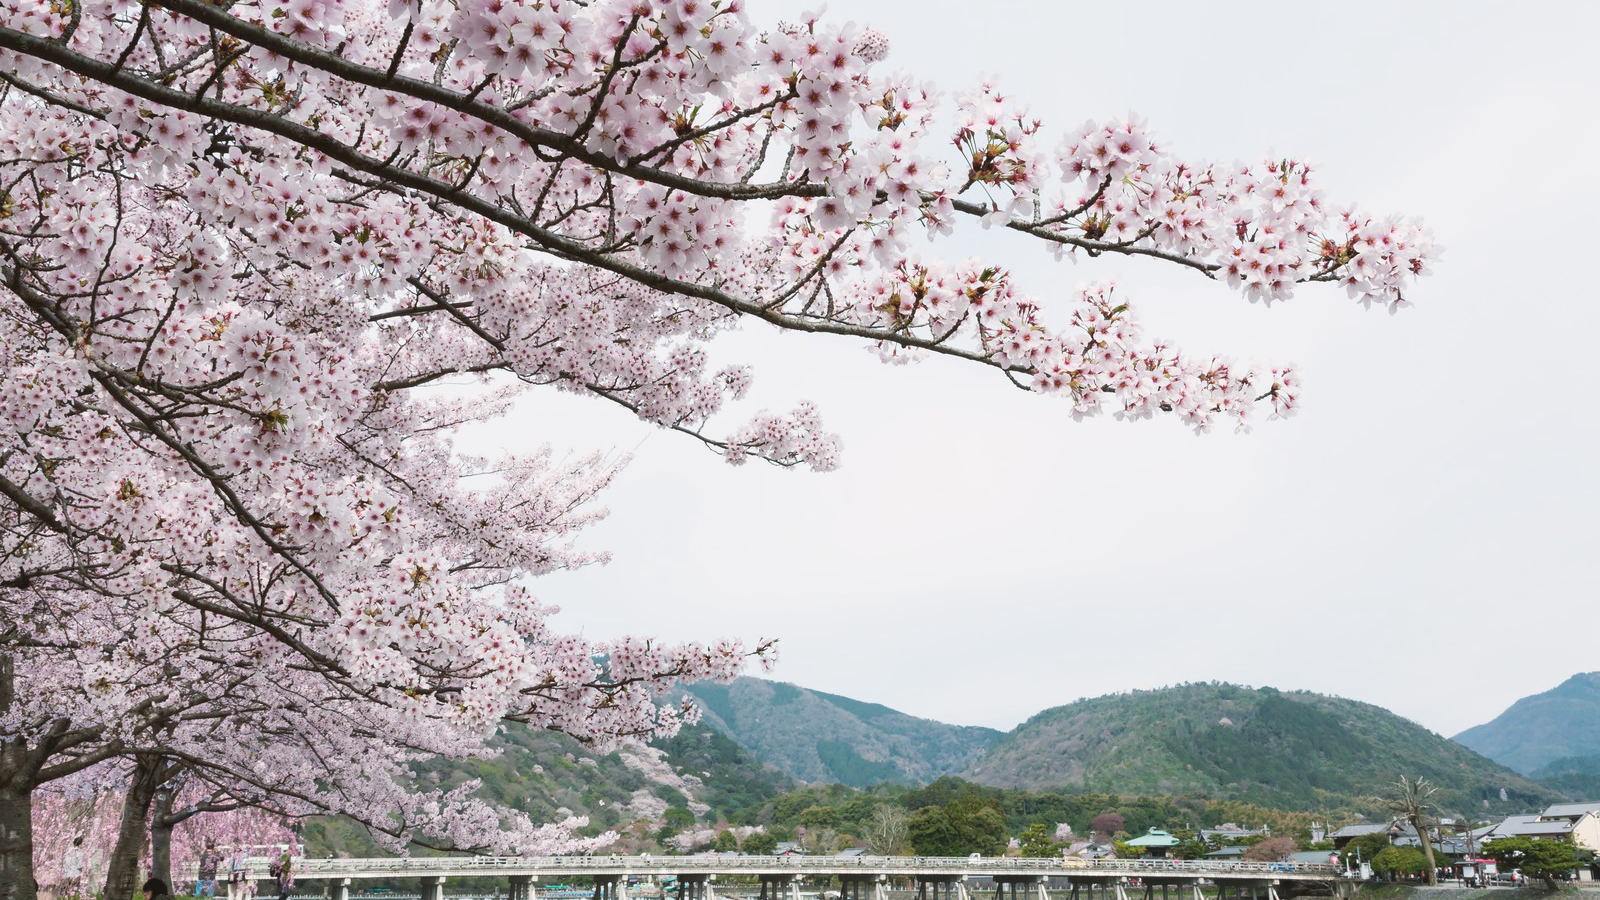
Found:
<box><xmin>471</xmin><ymin>0</ymin><xmax>1600</xmax><ymax>740</ymax></box>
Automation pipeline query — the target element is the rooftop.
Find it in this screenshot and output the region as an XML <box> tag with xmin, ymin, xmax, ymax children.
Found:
<box><xmin>1125</xmin><ymin>828</ymin><xmax>1181</xmax><ymax>848</ymax></box>
<box><xmin>1489</xmin><ymin>816</ymin><xmax>1575</xmax><ymax>838</ymax></box>
<box><xmin>1201</xmin><ymin>827</ymin><xmax>1265</xmax><ymax>841</ymax></box>
<box><xmin>1542</xmin><ymin>801</ymin><xmax>1600</xmax><ymax>819</ymax></box>
<box><xmin>1330</xmin><ymin>823</ymin><xmax>1390</xmax><ymax>839</ymax></box>
<box><xmin>1289</xmin><ymin>851</ymin><xmax>1338</xmax><ymax>865</ymax></box>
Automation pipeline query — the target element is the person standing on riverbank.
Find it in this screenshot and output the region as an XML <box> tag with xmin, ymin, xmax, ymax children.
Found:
<box><xmin>60</xmin><ymin>838</ymin><xmax>87</xmax><ymax>900</ymax></box>
<box><xmin>195</xmin><ymin>841</ymin><xmax>224</xmax><ymax>898</ymax></box>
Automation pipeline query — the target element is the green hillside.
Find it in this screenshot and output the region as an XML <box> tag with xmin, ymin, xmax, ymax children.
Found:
<box><xmin>682</xmin><ymin>677</ymin><xmax>1003</xmax><ymax>787</ymax></box>
<box><xmin>748</xmin><ymin>774</ymin><xmax>1384</xmax><ymax>858</ymax></box>
<box><xmin>1454</xmin><ymin>673</ymin><xmax>1600</xmax><ymax>775</ymax></box>
<box><xmin>963</xmin><ymin>682</ymin><xmax>1559</xmax><ymax>814</ymax></box>
<box><xmin>302</xmin><ymin>720</ymin><xmax>793</xmax><ymax>855</ymax></box>
<box><xmin>1531</xmin><ymin>755</ymin><xmax>1600</xmax><ymax>798</ymax></box>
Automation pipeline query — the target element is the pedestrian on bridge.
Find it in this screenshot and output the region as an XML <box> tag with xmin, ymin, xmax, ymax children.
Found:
<box><xmin>269</xmin><ymin>854</ymin><xmax>294</xmax><ymax>900</ymax></box>
<box><xmin>228</xmin><ymin>847</ymin><xmax>253</xmax><ymax>900</ymax></box>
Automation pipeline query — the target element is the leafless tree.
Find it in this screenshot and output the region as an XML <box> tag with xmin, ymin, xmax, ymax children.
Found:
<box><xmin>866</xmin><ymin>806</ymin><xmax>910</xmax><ymax>856</ymax></box>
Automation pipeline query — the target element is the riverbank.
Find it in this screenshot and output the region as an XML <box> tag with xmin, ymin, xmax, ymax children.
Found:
<box><xmin>1356</xmin><ymin>887</ymin><xmax>1600</xmax><ymax>899</ymax></box>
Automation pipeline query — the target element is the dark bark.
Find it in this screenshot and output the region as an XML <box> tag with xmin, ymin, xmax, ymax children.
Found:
<box><xmin>0</xmin><ymin>656</ymin><xmax>36</xmax><ymax>900</ymax></box>
<box><xmin>150</xmin><ymin>783</ymin><xmax>178</xmax><ymax>891</ymax></box>
<box><xmin>0</xmin><ymin>786</ymin><xmax>35</xmax><ymax>900</ymax></box>
<box><xmin>103</xmin><ymin>755</ymin><xmax>165</xmax><ymax>900</ymax></box>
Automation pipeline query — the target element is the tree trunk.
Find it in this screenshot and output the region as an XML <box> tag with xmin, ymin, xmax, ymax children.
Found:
<box><xmin>0</xmin><ymin>656</ymin><xmax>37</xmax><ymax>900</ymax></box>
<box><xmin>103</xmin><ymin>756</ymin><xmax>165</xmax><ymax>900</ymax></box>
<box><xmin>1410</xmin><ymin>817</ymin><xmax>1438</xmax><ymax>886</ymax></box>
<box><xmin>150</xmin><ymin>784</ymin><xmax>178</xmax><ymax>892</ymax></box>
<box><xmin>0</xmin><ymin>786</ymin><xmax>36</xmax><ymax>900</ymax></box>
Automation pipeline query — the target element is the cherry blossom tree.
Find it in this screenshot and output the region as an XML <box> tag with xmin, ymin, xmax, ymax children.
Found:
<box><xmin>150</xmin><ymin>768</ymin><xmax>297</xmax><ymax>892</ymax></box>
<box><xmin>31</xmin><ymin>770</ymin><xmax>293</xmax><ymax>898</ymax></box>
<box><xmin>27</xmin><ymin>777</ymin><xmax>120</xmax><ymax>899</ymax></box>
<box><xmin>0</xmin><ymin>1</ymin><xmax>1433</xmax><ymax>898</ymax></box>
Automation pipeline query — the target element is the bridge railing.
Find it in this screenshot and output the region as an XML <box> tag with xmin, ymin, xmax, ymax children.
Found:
<box><xmin>181</xmin><ymin>856</ymin><xmax>1338</xmax><ymax>881</ymax></box>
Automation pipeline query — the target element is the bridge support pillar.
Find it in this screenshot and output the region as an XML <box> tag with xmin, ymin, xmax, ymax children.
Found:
<box><xmin>916</xmin><ymin>879</ymin><xmax>960</xmax><ymax>900</ymax></box>
<box><xmin>332</xmin><ymin>880</ymin><xmax>350</xmax><ymax>900</ymax></box>
<box><xmin>676</xmin><ymin>875</ymin><xmax>714</xmax><ymax>900</ymax></box>
<box><xmin>760</xmin><ymin>876</ymin><xmax>801</xmax><ymax>900</ymax></box>
<box><xmin>424</xmin><ymin>878</ymin><xmax>446</xmax><ymax>900</ymax></box>
<box><xmin>510</xmin><ymin>876</ymin><xmax>534</xmax><ymax>900</ymax></box>
<box><xmin>994</xmin><ymin>876</ymin><xmax>1045</xmax><ymax>900</ymax></box>
<box><xmin>840</xmin><ymin>876</ymin><xmax>881</xmax><ymax>900</ymax></box>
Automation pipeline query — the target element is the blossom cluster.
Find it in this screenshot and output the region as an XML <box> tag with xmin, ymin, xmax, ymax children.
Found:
<box><xmin>0</xmin><ymin>0</ymin><xmax>1429</xmax><ymax>858</ymax></box>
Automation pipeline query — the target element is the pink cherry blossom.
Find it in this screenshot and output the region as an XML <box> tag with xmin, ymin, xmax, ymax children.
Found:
<box><xmin>0</xmin><ymin>0</ymin><xmax>1432</xmax><ymax>892</ymax></box>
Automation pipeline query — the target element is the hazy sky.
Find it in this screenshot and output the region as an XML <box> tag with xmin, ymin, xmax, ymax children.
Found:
<box><xmin>471</xmin><ymin>0</ymin><xmax>1600</xmax><ymax>740</ymax></box>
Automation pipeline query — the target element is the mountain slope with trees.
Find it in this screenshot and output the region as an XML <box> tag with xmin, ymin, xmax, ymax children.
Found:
<box><xmin>963</xmin><ymin>683</ymin><xmax>1558</xmax><ymax>813</ymax></box>
<box><xmin>680</xmin><ymin>678</ymin><xmax>1003</xmax><ymax>787</ymax></box>
<box><xmin>1531</xmin><ymin>755</ymin><xmax>1600</xmax><ymax>798</ymax></box>
<box><xmin>303</xmin><ymin>721</ymin><xmax>794</xmax><ymax>855</ymax></box>
<box><xmin>1454</xmin><ymin>673</ymin><xmax>1600</xmax><ymax>775</ymax></box>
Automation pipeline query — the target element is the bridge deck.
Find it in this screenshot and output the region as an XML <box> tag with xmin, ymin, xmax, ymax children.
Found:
<box><xmin>195</xmin><ymin>856</ymin><xmax>1346</xmax><ymax>884</ymax></box>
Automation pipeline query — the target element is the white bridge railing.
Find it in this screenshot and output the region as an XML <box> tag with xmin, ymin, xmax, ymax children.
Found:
<box><xmin>187</xmin><ymin>855</ymin><xmax>1339</xmax><ymax>880</ymax></box>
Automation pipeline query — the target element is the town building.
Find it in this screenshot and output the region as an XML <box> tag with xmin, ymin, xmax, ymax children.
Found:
<box><xmin>1124</xmin><ymin>828</ymin><xmax>1181</xmax><ymax>858</ymax></box>
<box><xmin>1329</xmin><ymin>822</ymin><xmax>1393</xmax><ymax>850</ymax></box>
<box><xmin>1483</xmin><ymin>802</ymin><xmax>1600</xmax><ymax>852</ymax></box>
<box><xmin>1066</xmin><ymin>840</ymin><xmax>1116</xmax><ymax>860</ymax></box>
<box><xmin>1200</xmin><ymin>824</ymin><xmax>1266</xmax><ymax>844</ymax></box>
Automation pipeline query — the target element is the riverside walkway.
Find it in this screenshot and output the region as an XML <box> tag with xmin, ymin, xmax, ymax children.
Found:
<box><xmin>199</xmin><ymin>855</ymin><xmax>1353</xmax><ymax>900</ymax></box>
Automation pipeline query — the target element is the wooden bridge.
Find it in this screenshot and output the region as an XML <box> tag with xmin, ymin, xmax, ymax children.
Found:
<box><xmin>194</xmin><ymin>855</ymin><xmax>1355</xmax><ymax>900</ymax></box>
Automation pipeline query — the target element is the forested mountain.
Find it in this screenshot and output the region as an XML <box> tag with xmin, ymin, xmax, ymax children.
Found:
<box><xmin>1531</xmin><ymin>755</ymin><xmax>1600</xmax><ymax>798</ymax></box>
<box><xmin>305</xmin><ymin>677</ymin><xmax>1584</xmax><ymax>856</ymax></box>
<box><xmin>963</xmin><ymin>682</ymin><xmax>1558</xmax><ymax>814</ymax></box>
<box><xmin>302</xmin><ymin>721</ymin><xmax>793</xmax><ymax>855</ymax></box>
<box><xmin>1454</xmin><ymin>672</ymin><xmax>1600</xmax><ymax>775</ymax></box>
<box><xmin>679</xmin><ymin>677</ymin><xmax>1004</xmax><ymax>787</ymax></box>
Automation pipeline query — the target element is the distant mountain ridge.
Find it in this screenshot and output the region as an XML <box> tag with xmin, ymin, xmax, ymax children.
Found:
<box><xmin>679</xmin><ymin>677</ymin><xmax>1003</xmax><ymax>787</ymax></box>
<box><xmin>309</xmin><ymin>674</ymin><xmax>1586</xmax><ymax>856</ymax></box>
<box><xmin>1454</xmin><ymin>672</ymin><xmax>1600</xmax><ymax>775</ymax></box>
<box><xmin>960</xmin><ymin>682</ymin><xmax>1558</xmax><ymax>814</ymax></box>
